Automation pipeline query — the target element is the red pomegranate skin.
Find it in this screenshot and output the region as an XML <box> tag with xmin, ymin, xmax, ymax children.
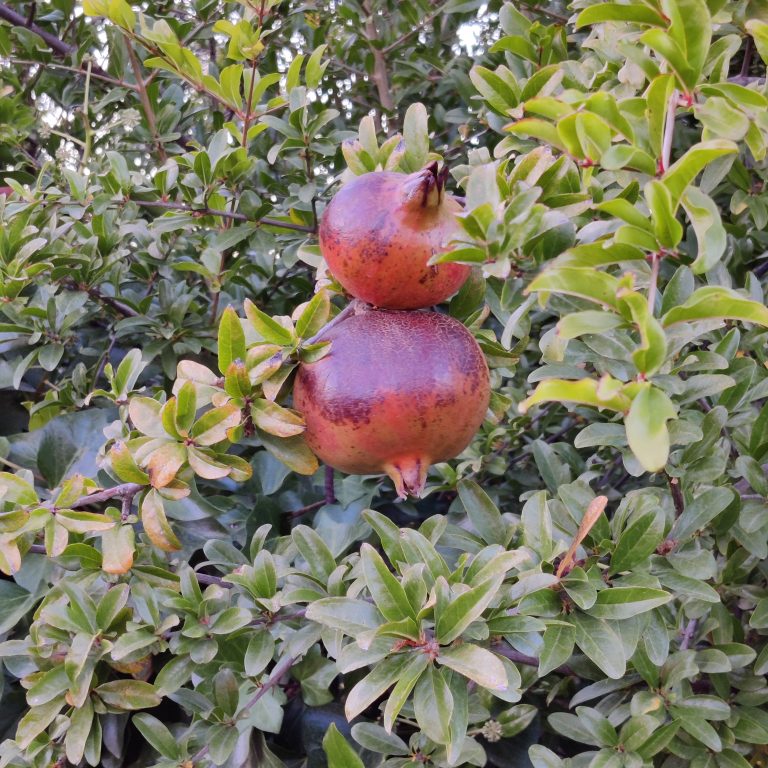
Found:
<box><xmin>319</xmin><ymin>168</ymin><xmax>470</xmax><ymax>310</ymax></box>
<box><xmin>293</xmin><ymin>309</ymin><xmax>489</xmax><ymax>497</ymax></box>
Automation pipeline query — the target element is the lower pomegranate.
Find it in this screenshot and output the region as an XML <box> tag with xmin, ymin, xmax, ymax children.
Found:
<box><xmin>293</xmin><ymin>308</ymin><xmax>490</xmax><ymax>498</ymax></box>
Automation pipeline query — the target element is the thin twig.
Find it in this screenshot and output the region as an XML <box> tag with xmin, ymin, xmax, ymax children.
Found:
<box><xmin>679</xmin><ymin>618</ymin><xmax>697</xmax><ymax>650</ymax></box>
<box><xmin>494</xmin><ymin>641</ymin><xmax>575</xmax><ymax>676</ymax></box>
<box><xmin>93</xmin><ymin>331</ymin><xmax>117</xmax><ymax>386</ymax></box>
<box><xmin>324</xmin><ymin>465</ymin><xmax>336</xmax><ymax>505</ymax></box>
<box><xmin>209</xmin><ymin>56</ymin><xmax>261</xmax><ymax>323</ymax></box>
<box><xmin>288</xmin><ymin>500</ymin><xmax>326</xmax><ymax>520</ymax></box>
<box><xmin>741</xmin><ymin>35</ymin><xmax>754</xmax><ymax>78</ymax></box>
<box><xmin>754</xmin><ymin>259</ymin><xmax>768</xmax><ymax>278</ymax></box>
<box><xmin>665</xmin><ymin>472</ymin><xmax>685</xmax><ymax>517</ymax></box>
<box><xmin>648</xmin><ymin>252</ymin><xmax>660</xmax><ymax>314</ymax></box>
<box><xmin>130</xmin><ymin>199</ymin><xmax>316</xmax><ymax>233</ymax></box>
<box><xmin>527</xmin><ymin>5</ymin><xmax>570</xmax><ymax>23</ymax></box>
<box><xmin>196</xmin><ymin>572</ymin><xmax>223</xmax><ymax>586</ymax></box>
<box><xmin>0</xmin><ymin>456</ymin><xmax>46</xmax><ymax>483</ymax></box>
<box><xmin>62</xmin><ymin>279</ymin><xmax>139</xmax><ymax>318</ymax></box>
<box><xmin>190</xmin><ymin>654</ymin><xmax>298</xmax><ymax>763</ymax></box>
<box><xmin>7</xmin><ymin>58</ymin><xmax>138</xmax><ymax>90</ymax></box>
<box><xmin>382</xmin><ymin>4</ymin><xmax>445</xmax><ymax>54</ymax></box>
<box><xmin>124</xmin><ymin>36</ymin><xmax>167</xmax><ymax>162</ymax></box>
<box><xmin>660</xmin><ymin>91</ymin><xmax>678</xmax><ymax>174</ymax></box>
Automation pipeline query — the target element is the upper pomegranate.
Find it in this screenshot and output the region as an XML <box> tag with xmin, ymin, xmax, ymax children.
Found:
<box><xmin>293</xmin><ymin>308</ymin><xmax>490</xmax><ymax>498</ymax></box>
<box><xmin>319</xmin><ymin>163</ymin><xmax>470</xmax><ymax>309</ymax></box>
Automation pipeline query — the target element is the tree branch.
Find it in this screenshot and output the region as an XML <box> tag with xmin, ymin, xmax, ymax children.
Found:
<box><xmin>0</xmin><ymin>3</ymin><xmax>110</xmax><ymax>79</ymax></box>
<box><xmin>124</xmin><ymin>36</ymin><xmax>167</xmax><ymax>162</ymax></box>
<box><xmin>679</xmin><ymin>618</ymin><xmax>697</xmax><ymax>650</ymax></box>
<box><xmin>8</xmin><ymin>58</ymin><xmax>138</xmax><ymax>90</ymax></box>
<box><xmin>494</xmin><ymin>641</ymin><xmax>575</xmax><ymax>677</ymax></box>
<box><xmin>130</xmin><ymin>199</ymin><xmax>316</xmax><ymax>233</ymax></box>
<box><xmin>362</xmin><ymin>1</ymin><xmax>395</xmax><ymax>129</ymax></box>
<box><xmin>40</xmin><ymin>482</ymin><xmax>144</xmax><ymax>511</ymax></box>
<box><xmin>382</xmin><ymin>4</ymin><xmax>445</xmax><ymax>54</ymax></box>
<box><xmin>62</xmin><ymin>279</ymin><xmax>139</xmax><ymax>318</ymax></box>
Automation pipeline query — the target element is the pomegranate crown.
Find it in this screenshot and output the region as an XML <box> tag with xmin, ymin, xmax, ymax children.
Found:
<box><xmin>403</xmin><ymin>161</ymin><xmax>451</xmax><ymax>209</ymax></box>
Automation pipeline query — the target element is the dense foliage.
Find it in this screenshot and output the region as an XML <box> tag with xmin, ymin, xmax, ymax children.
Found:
<box><xmin>1</xmin><ymin>0</ymin><xmax>768</xmax><ymax>766</ymax></box>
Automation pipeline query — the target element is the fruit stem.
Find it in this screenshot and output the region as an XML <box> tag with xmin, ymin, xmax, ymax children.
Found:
<box><xmin>384</xmin><ymin>457</ymin><xmax>428</xmax><ymax>499</ymax></box>
<box><xmin>304</xmin><ymin>298</ymin><xmax>370</xmax><ymax>345</ymax></box>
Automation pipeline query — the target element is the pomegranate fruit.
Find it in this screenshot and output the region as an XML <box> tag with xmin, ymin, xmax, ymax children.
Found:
<box><xmin>293</xmin><ymin>308</ymin><xmax>489</xmax><ymax>498</ymax></box>
<box><xmin>319</xmin><ymin>163</ymin><xmax>470</xmax><ymax>309</ymax></box>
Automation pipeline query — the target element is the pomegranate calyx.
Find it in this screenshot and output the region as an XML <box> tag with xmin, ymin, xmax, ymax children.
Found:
<box><xmin>402</xmin><ymin>161</ymin><xmax>448</xmax><ymax>210</ymax></box>
<box><xmin>384</xmin><ymin>457</ymin><xmax>429</xmax><ymax>500</ymax></box>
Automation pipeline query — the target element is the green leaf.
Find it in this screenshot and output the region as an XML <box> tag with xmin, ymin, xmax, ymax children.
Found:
<box><xmin>132</xmin><ymin>713</ymin><xmax>181</xmax><ymax>760</ymax></box>
<box><xmin>457</xmin><ymin>479</ymin><xmax>506</xmax><ymax>545</ymax></box>
<box><xmin>625</xmin><ymin>384</ymin><xmax>677</xmax><ymax>472</ymax></box>
<box><xmin>662</xmin><ymin>286</ymin><xmax>768</xmax><ymax>327</ymax></box>
<box><xmin>679</xmin><ymin>716</ymin><xmax>722</xmax><ymax>752</ymax></box>
<box><xmin>218</xmin><ymin>306</ymin><xmax>246</xmax><ymax>374</ymax></box>
<box><xmin>435</xmin><ymin>574</ymin><xmax>502</xmax><ymax>644</ymax></box>
<box><xmin>526</xmin><ymin>266</ymin><xmax>621</xmax><ymax>309</ymax></box>
<box><xmin>360</xmin><ymin>543</ymin><xmax>416</xmax><ymax>622</ymax></box>
<box><xmin>95</xmin><ymin>680</ymin><xmax>162</xmax><ymax>710</ymax></box>
<box><xmin>539</xmin><ymin>623</ymin><xmax>575</xmax><ymax>676</ymax></box>
<box><xmin>56</xmin><ymin>509</ymin><xmax>116</xmax><ymax>534</ymax></box>
<box><xmin>351</xmin><ymin>722</ymin><xmax>409</xmax><ymax>755</ymax></box>
<box><xmin>617</xmin><ymin>289</ymin><xmax>668</xmax><ymax>376</ymax></box>
<box><xmin>519</xmin><ymin>377</ymin><xmax>631</xmax><ymax>415</ymax></box>
<box><xmin>323</xmin><ymin>724</ymin><xmax>364</xmax><ymax>768</ymax></box>
<box><xmin>413</xmin><ymin>665</ymin><xmax>453</xmax><ymax>744</ymax></box>
<box><xmin>746</xmin><ymin>19</ymin><xmax>768</xmax><ymax>65</ymax></box>
<box><xmin>382</xmin><ymin>653</ymin><xmax>429</xmax><ymax>732</ymax></box>
<box><xmin>344</xmin><ymin>654</ymin><xmax>414</xmax><ymax>720</ymax></box>
<box><xmin>305</xmin><ymin>44</ymin><xmax>328</xmax><ymax>89</ymax></box>
<box><xmin>66</xmin><ymin>697</ymin><xmax>94</xmax><ymax>765</ymax></box>
<box><xmin>572</xmin><ymin>613</ymin><xmax>626</xmax><ymax>679</ymax></box>
<box><xmin>251</xmin><ymin>399</ymin><xmax>305</xmax><ymax>437</ymax></box>
<box><xmin>296</xmin><ymin>290</ymin><xmax>331</xmax><ymax>339</ymax></box>
<box><xmin>245</xmin><ymin>630</ymin><xmax>276</xmax><ymax>676</ymax></box>
<box><xmin>0</xmin><ymin>581</ymin><xmax>36</xmax><ymax>634</ymax></box>
<box><xmin>112</xmin><ymin>348</ymin><xmax>146</xmax><ymax>397</ymax></box>
<box><xmin>438</xmin><ymin>644</ymin><xmax>508</xmax><ymax>692</ymax></box>
<box><xmin>0</xmin><ymin>472</ymin><xmax>38</xmax><ymax>505</ymax></box>
<box><xmin>662</xmin><ymin>141</ymin><xmax>738</xmax><ymax>208</ymax></box>
<box><xmin>575</xmin><ymin>3</ymin><xmax>666</xmax><ymax>27</ymax></box>
<box><xmin>258</xmin><ymin>431</ymin><xmax>319</xmax><ymax>475</ymax></box>
<box><xmin>15</xmin><ymin>695</ymin><xmax>66</xmax><ymax>749</ymax></box>
<box><xmin>402</xmin><ymin>102</ymin><xmax>430</xmax><ymax>171</ymax></box>
<box><xmin>611</xmin><ymin>511</ymin><xmax>665</xmax><ymax>573</ymax></box>
<box><xmin>190</xmin><ymin>403</ymin><xmax>241</xmax><ymax>445</ymax></box>
<box><xmin>645</xmin><ymin>179</ymin><xmax>682</xmax><ymax>249</ymax></box>
<box><xmin>589</xmin><ymin>587</ymin><xmax>672</xmax><ymax>619</ymax></box>
<box><xmin>669</xmin><ymin>487</ymin><xmax>733</xmax><ymax>541</ymax></box>
<box><xmin>681</xmin><ymin>187</ymin><xmax>727</xmax><ymax>273</ymax></box>
<box><xmin>293</xmin><ymin>524</ymin><xmax>336</xmax><ymax>583</ymax></box>
<box><xmin>244</xmin><ymin>299</ymin><xmax>296</xmax><ymax>345</ymax></box>
<box><xmin>27</xmin><ymin>665</ymin><xmax>70</xmax><ymax>706</ymax></box>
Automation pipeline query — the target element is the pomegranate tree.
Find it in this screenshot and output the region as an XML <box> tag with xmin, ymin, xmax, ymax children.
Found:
<box><xmin>293</xmin><ymin>308</ymin><xmax>490</xmax><ymax>498</ymax></box>
<box><xmin>319</xmin><ymin>163</ymin><xmax>470</xmax><ymax>309</ymax></box>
